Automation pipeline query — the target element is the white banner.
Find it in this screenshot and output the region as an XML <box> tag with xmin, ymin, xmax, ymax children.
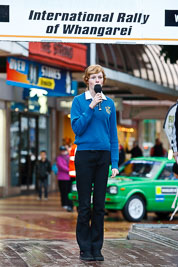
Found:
<box><xmin>0</xmin><ymin>0</ymin><xmax>178</xmax><ymax>44</ymax></box>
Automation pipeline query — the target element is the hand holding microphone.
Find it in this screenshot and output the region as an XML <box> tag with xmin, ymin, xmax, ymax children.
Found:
<box><xmin>94</xmin><ymin>84</ymin><xmax>102</xmax><ymax>111</ymax></box>
<box><xmin>89</xmin><ymin>84</ymin><xmax>102</xmax><ymax>110</ymax></box>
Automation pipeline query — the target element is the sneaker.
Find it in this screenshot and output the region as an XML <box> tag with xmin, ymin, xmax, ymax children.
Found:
<box><xmin>62</xmin><ymin>205</ymin><xmax>68</xmax><ymax>210</ymax></box>
<box><xmin>172</xmin><ymin>225</ymin><xmax>178</xmax><ymax>230</ymax></box>
<box><xmin>93</xmin><ymin>250</ymin><xmax>104</xmax><ymax>261</ymax></box>
<box><xmin>44</xmin><ymin>198</ymin><xmax>48</xmax><ymax>201</ymax></box>
<box><xmin>37</xmin><ymin>197</ymin><xmax>41</xmax><ymax>200</ymax></box>
<box><xmin>80</xmin><ymin>251</ymin><xmax>94</xmax><ymax>261</ymax></box>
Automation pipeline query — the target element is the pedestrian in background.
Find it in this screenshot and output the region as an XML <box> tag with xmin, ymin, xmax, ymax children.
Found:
<box><xmin>69</xmin><ymin>143</ymin><xmax>77</xmax><ymax>179</ymax></box>
<box><xmin>150</xmin><ymin>138</ymin><xmax>166</xmax><ymax>157</ymax></box>
<box><xmin>173</xmin><ymin>163</ymin><xmax>178</xmax><ymax>179</ymax></box>
<box><xmin>118</xmin><ymin>144</ymin><xmax>125</xmax><ymax>166</ymax></box>
<box><xmin>56</xmin><ymin>146</ymin><xmax>73</xmax><ymax>212</ymax></box>
<box><xmin>126</xmin><ymin>140</ymin><xmax>143</xmax><ymax>158</ymax></box>
<box><xmin>36</xmin><ymin>150</ymin><xmax>51</xmax><ymax>200</ymax></box>
<box><xmin>71</xmin><ymin>64</ymin><xmax>119</xmax><ymax>261</ymax></box>
<box><xmin>68</xmin><ymin>143</ymin><xmax>77</xmax><ymax>211</ymax></box>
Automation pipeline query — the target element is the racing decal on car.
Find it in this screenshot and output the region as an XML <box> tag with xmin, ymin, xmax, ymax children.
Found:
<box><xmin>156</xmin><ymin>186</ymin><xmax>177</xmax><ymax>195</ymax></box>
<box><xmin>155</xmin><ymin>186</ymin><xmax>177</xmax><ymax>201</ymax></box>
<box><xmin>155</xmin><ymin>195</ymin><xmax>165</xmax><ymax>202</ymax></box>
<box><xmin>130</xmin><ymin>160</ymin><xmax>157</xmax><ymax>164</ymax></box>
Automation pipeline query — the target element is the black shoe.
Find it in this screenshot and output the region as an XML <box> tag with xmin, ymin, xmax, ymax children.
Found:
<box><xmin>80</xmin><ymin>251</ymin><xmax>94</xmax><ymax>261</ymax></box>
<box><xmin>93</xmin><ymin>250</ymin><xmax>104</xmax><ymax>261</ymax></box>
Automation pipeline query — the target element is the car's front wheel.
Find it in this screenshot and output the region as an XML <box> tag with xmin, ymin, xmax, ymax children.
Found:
<box><xmin>122</xmin><ymin>195</ymin><xmax>146</xmax><ymax>222</ymax></box>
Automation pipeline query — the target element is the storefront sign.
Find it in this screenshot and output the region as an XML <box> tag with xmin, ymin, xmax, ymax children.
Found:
<box><xmin>6</xmin><ymin>57</ymin><xmax>75</xmax><ymax>96</ymax></box>
<box><xmin>0</xmin><ymin>0</ymin><xmax>178</xmax><ymax>44</ymax></box>
<box><xmin>29</xmin><ymin>43</ymin><xmax>87</xmax><ymax>71</ymax></box>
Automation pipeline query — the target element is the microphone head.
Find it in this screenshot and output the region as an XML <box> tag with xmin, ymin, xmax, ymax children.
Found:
<box><xmin>94</xmin><ymin>84</ymin><xmax>102</xmax><ymax>93</ymax></box>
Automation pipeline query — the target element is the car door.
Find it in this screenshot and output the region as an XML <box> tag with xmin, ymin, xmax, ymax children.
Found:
<box><xmin>153</xmin><ymin>163</ymin><xmax>178</xmax><ymax>211</ymax></box>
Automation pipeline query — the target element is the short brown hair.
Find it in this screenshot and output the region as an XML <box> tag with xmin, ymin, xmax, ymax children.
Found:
<box><xmin>83</xmin><ymin>64</ymin><xmax>106</xmax><ymax>86</ymax></box>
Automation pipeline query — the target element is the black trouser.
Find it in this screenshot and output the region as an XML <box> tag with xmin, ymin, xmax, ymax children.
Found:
<box><xmin>75</xmin><ymin>150</ymin><xmax>110</xmax><ymax>252</ymax></box>
<box><xmin>58</xmin><ymin>180</ymin><xmax>73</xmax><ymax>207</ymax></box>
<box><xmin>38</xmin><ymin>178</ymin><xmax>48</xmax><ymax>198</ymax></box>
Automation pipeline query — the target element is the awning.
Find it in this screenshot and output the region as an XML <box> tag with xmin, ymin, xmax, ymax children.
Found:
<box><xmin>96</xmin><ymin>44</ymin><xmax>178</xmax><ymax>101</ymax></box>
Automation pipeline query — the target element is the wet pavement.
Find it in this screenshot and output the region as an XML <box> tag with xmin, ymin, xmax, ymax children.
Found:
<box><xmin>0</xmin><ymin>192</ymin><xmax>178</xmax><ymax>266</ymax></box>
<box><xmin>0</xmin><ymin>192</ymin><xmax>131</xmax><ymax>240</ymax></box>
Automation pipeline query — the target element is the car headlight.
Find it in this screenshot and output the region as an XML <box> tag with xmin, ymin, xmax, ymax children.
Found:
<box><xmin>72</xmin><ymin>183</ymin><xmax>77</xmax><ymax>192</ymax></box>
<box><xmin>108</xmin><ymin>186</ymin><xmax>118</xmax><ymax>194</ymax></box>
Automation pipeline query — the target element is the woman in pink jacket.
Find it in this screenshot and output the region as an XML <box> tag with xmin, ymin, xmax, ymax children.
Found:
<box><xmin>57</xmin><ymin>146</ymin><xmax>73</xmax><ymax>212</ymax></box>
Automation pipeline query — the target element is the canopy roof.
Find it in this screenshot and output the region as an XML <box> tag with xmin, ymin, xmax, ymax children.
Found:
<box><xmin>95</xmin><ymin>44</ymin><xmax>178</xmax><ymax>101</ymax></box>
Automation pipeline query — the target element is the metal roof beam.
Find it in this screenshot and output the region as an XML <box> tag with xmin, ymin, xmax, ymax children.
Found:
<box><xmin>103</xmin><ymin>67</ymin><xmax>178</xmax><ymax>101</ymax></box>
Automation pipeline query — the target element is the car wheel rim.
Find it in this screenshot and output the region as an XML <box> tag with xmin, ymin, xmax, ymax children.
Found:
<box><xmin>128</xmin><ymin>198</ymin><xmax>144</xmax><ymax>219</ymax></box>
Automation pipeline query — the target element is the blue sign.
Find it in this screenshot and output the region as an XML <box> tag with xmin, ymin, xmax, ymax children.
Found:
<box><xmin>7</xmin><ymin>57</ymin><xmax>77</xmax><ymax>97</ymax></box>
<box><xmin>156</xmin><ymin>195</ymin><xmax>165</xmax><ymax>202</ymax></box>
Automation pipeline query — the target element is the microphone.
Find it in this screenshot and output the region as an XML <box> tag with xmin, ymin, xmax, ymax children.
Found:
<box><xmin>94</xmin><ymin>84</ymin><xmax>102</xmax><ymax>111</ymax></box>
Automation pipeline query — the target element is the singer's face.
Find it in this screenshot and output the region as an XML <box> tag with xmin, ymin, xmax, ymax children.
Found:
<box><xmin>88</xmin><ymin>72</ymin><xmax>103</xmax><ymax>91</ymax></box>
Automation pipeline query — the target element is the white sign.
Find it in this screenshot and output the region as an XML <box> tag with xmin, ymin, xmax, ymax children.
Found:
<box><xmin>0</xmin><ymin>0</ymin><xmax>178</xmax><ymax>44</ymax></box>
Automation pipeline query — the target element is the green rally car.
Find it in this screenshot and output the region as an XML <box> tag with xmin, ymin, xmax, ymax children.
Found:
<box><xmin>69</xmin><ymin>157</ymin><xmax>178</xmax><ymax>222</ymax></box>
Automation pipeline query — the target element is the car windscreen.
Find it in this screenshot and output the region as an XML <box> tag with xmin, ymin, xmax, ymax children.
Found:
<box><xmin>119</xmin><ymin>160</ymin><xmax>162</xmax><ymax>179</ymax></box>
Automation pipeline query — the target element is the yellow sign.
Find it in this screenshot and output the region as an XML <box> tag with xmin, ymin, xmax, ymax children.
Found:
<box><xmin>38</xmin><ymin>77</ymin><xmax>55</xmax><ymax>90</ymax></box>
<box><xmin>156</xmin><ymin>186</ymin><xmax>162</xmax><ymax>195</ymax></box>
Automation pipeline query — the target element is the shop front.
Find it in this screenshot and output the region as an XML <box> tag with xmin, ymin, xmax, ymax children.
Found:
<box><xmin>0</xmin><ymin>42</ymin><xmax>87</xmax><ymax>197</ymax></box>
<box><xmin>0</xmin><ymin>41</ymin><xmax>87</xmax><ymax>197</ymax></box>
<box><xmin>5</xmin><ymin>55</ymin><xmax>78</xmax><ymax>195</ymax></box>
<box><xmin>10</xmin><ymin>108</ymin><xmax>49</xmax><ymax>192</ymax></box>
<box><xmin>0</xmin><ymin>102</ymin><xmax>7</xmax><ymax>196</ymax></box>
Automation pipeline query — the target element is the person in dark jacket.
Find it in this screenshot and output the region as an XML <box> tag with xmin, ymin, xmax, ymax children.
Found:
<box><xmin>126</xmin><ymin>141</ymin><xmax>143</xmax><ymax>158</ymax></box>
<box><xmin>173</xmin><ymin>104</ymin><xmax>178</xmax><ymax>163</ymax></box>
<box><xmin>150</xmin><ymin>138</ymin><xmax>166</xmax><ymax>157</ymax></box>
<box><xmin>171</xmin><ymin>105</ymin><xmax>178</xmax><ymax>228</ymax></box>
<box><xmin>36</xmin><ymin>150</ymin><xmax>51</xmax><ymax>200</ymax></box>
<box><xmin>163</xmin><ymin>102</ymin><xmax>178</xmax><ymax>228</ymax></box>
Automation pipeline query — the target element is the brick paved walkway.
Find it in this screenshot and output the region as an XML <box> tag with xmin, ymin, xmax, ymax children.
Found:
<box><xmin>0</xmin><ymin>238</ymin><xmax>177</xmax><ymax>267</ymax></box>
<box><xmin>0</xmin><ymin>193</ymin><xmax>178</xmax><ymax>266</ymax></box>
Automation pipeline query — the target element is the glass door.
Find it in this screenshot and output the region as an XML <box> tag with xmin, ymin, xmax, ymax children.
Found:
<box><xmin>10</xmin><ymin>112</ymin><xmax>20</xmax><ymax>186</ymax></box>
<box><xmin>19</xmin><ymin>114</ymin><xmax>38</xmax><ymax>192</ymax></box>
<box><xmin>10</xmin><ymin>111</ymin><xmax>49</xmax><ymax>193</ymax></box>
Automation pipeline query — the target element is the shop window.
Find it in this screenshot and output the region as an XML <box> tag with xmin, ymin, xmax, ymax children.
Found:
<box><xmin>38</xmin><ymin>115</ymin><xmax>49</xmax><ymax>155</ymax></box>
<box><xmin>10</xmin><ymin>111</ymin><xmax>50</xmax><ymax>189</ymax></box>
<box><xmin>10</xmin><ymin>112</ymin><xmax>20</xmax><ymax>186</ymax></box>
<box><xmin>0</xmin><ymin>109</ymin><xmax>6</xmax><ymax>187</ymax></box>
